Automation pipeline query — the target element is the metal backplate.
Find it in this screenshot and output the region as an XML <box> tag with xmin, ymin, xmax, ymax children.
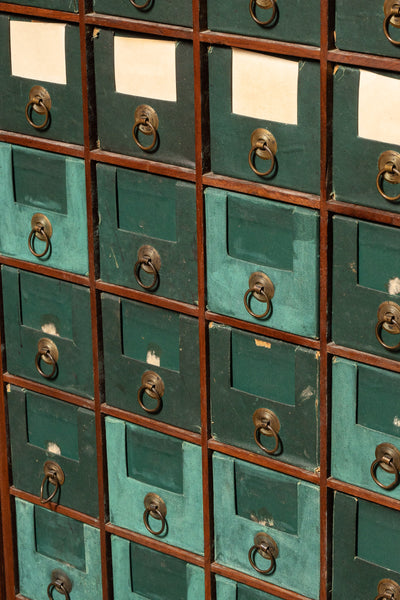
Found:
<box><xmin>134</xmin><ymin>104</ymin><xmax>159</xmax><ymax>135</ymax></box>
<box><xmin>256</xmin><ymin>0</ymin><xmax>274</xmax><ymax>7</ymax></box>
<box><xmin>137</xmin><ymin>245</ymin><xmax>161</xmax><ymax>274</ymax></box>
<box><xmin>378</xmin><ymin>151</ymin><xmax>400</xmax><ymax>184</ymax></box>
<box><xmin>29</xmin><ymin>85</ymin><xmax>51</xmax><ymax>115</ymax></box>
<box><xmin>50</xmin><ymin>569</ymin><xmax>73</xmax><ymax>594</ymax></box>
<box><xmin>377</xmin><ymin>301</ymin><xmax>400</xmax><ymax>334</ymax></box>
<box><xmin>248</xmin><ymin>272</ymin><xmax>275</xmax><ymax>303</ymax></box>
<box><xmin>31</xmin><ymin>213</ymin><xmax>52</xmax><ymax>241</ymax></box>
<box><xmin>250</xmin><ymin>128</ymin><xmax>277</xmax><ymax>160</ymax></box>
<box><xmin>254</xmin><ymin>532</ymin><xmax>279</xmax><ymax>560</ymax></box>
<box><xmin>377</xmin><ymin>579</ymin><xmax>400</xmax><ymax>600</ymax></box>
<box><xmin>37</xmin><ymin>338</ymin><xmax>59</xmax><ymax>365</ymax></box>
<box><xmin>43</xmin><ymin>460</ymin><xmax>65</xmax><ymax>485</ymax></box>
<box><xmin>141</xmin><ymin>371</ymin><xmax>165</xmax><ymax>399</ymax></box>
<box><xmin>384</xmin><ymin>0</ymin><xmax>400</xmax><ymax>27</ymax></box>
<box><xmin>253</xmin><ymin>408</ymin><xmax>280</xmax><ymax>437</ymax></box>
<box><xmin>375</xmin><ymin>443</ymin><xmax>400</xmax><ymax>473</ymax></box>
<box><xmin>144</xmin><ymin>492</ymin><xmax>167</xmax><ymax>519</ymax></box>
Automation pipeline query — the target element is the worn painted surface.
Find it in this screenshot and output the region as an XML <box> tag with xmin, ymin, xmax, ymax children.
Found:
<box><xmin>215</xmin><ymin>575</ymin><xmax>286</xmax><ymax>599</ymax></box>
<box><xmin>93</xmin><ymin>0</ymin><xmax>191</xmax><ymax>26</ymax></box>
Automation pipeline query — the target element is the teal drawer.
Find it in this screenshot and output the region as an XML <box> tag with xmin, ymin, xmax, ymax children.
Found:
<box><xmin>333</xmin><ymin>66</ymin><xmax>400</xmax><ymax>211</ymax></box>
<box><xmin>205</xmin><ymin>189</ymin><xmax>319</xmax><ymax>338</ymax></box>
<box><xmin>216</xmin><ymin>575</ymin><xmax>286</xmax><ymax>599</ymax></box>
<box><xmin>2</xmin><ymin>267</ymin><xmax>93</xmax><ymax>397</ymax></box>
<box><xmin>210</xmin><ymin>324</ymin><xmax>320</xmax><ymax>470</ymax></box>
<box><xmin>106</xmin><ymin>418</ymin><xmax>203</xmax><ymax>554</ymax></box>
<box><xmin>332</xmin><ymin>216</ymin><xmax>400</xmax><ymax>360</ymax></box>
<box><xmin>0</xmin><ymin>16</ymin><xmax>83</xmax><ymax>144</ymax></box>
<box><xmin>213</xmin><ymin>453</ymin><xmax>320</xmax><ymax>599</ymax></box>
<box><xmin>208</xmin><ymin>47</ymin><xmax>320</xmax><ymax>193</ymax></box>
<box><xmin>16</xmin><ymin>499</ymin><xmax>101</xmax><ymax>600</ymax></box>
<box><xmin>93</xmin><ymin>0</ymin><xmax>192</xmax><ymax>27</ymax></box>
<box><xmin>102</xmin><ymin>294</ymin><xmax>200</xmax><ymax>431</ymax></box>
<box><xmin>0</xmin><ymin>144</ymin><xmax>88</xmax><ymax>274</ymax></box>
<box><xmin>112</xmin><ymin>536</ymin><xmax>205</xmax><ymax>598</ymax></box>
<box><xmin>8</xmin><ymin>386</ymin><xmax>98</xmax><ymax>516</ymax></box>
<box><xmin>94</xmin><ymin>30</ymin><xmax>195</xmax><ymax>168</ymax></box>
<box><xmin>332</xmin><ymin>492</ymin><xmax>400</xmax><ymax>599</ymax></box>
<box><xmin>97</xmin><ymin>164</ymin><xmax>197</xmax><ymax>303</ymax></box>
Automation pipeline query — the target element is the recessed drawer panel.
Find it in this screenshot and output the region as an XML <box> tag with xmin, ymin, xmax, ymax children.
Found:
<box><xmin>208</xmin><ymin>47</ymin><xmax>320</xmax><ymax>193</ymax></box>
<box><xmin>213</xmin><ymin>453</ymin><xmax>320</xmax><ymax>599</ymax></box>
<box><xmin>216</xmin><ymin>575</ymin><xmax>286</xmax><ymax>599</ymax></box>
<box><xmin>97</xmin><ymin>164</ymin><xmax>197</xmax><ymax>303</ymax></box>
<box><xmin>2</xmin><ymin>267</ymin><xmax>93</xmax><ymax>397</ymax></box>
<box><xmin>205</xmin><ymin>188</ymin><xmax>319</xmax><ymax>337</ymax></box>
<box><xmin>93</xmin><ymin>0</ymin><xmax>192</xmax><ymax>27</ymax></box>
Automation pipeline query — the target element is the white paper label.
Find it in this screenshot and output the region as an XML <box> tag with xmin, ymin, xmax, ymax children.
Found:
<box><xmin>358</xmin><ymin>70</ymin><xmax>400</xmax><ymax>145</ymax></box>
<box><xmin>10</xmin><ymin>21</ymin><xmax>67</xmax><ymax>84</ymax></box>
<box><xmin>114</xmin><ymin>36</ymin><xmax>177</xmax><ymax>102</ymax></box>
<box><xmin>232</xmin><ymin>48</ymin><xmax>299</xmax><ymax>124</ymax></box>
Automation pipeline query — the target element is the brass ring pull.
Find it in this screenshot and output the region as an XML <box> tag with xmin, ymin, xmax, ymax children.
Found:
<box><xmin>132</xmin><ymin>105</ymin><xmax>159</xmax><ymax>153</ymax></box>
<box><xmin>35</xmin><ymin>338</ymin><xmax>59</xmax><ymax>379</ymax></box>
<box><xmin>133</xmin><ymin>246</ymin><xmax>161</xmax><ymax>291</ymax></box>
<box><xmin>143</xmin><ymin>493</ymin><xmax>167</xmax><ymax>536</ymax></box>
<box><xmin>35</xmin><ymin>349</ymin><xmax>57</xmax><ymax>378</ymax></box>
<box><xmin>28</xmin><ymin>214</ymin><xmax>52</xmax><ymax>258</ymax></box>
<box><xmin>244</xmin><ymin>286</ymin><xmax>272</xmax><ymax>318</ymax></box>
<box><xmin>47</xmin><ymin>570</ymin><xmax>72</xmax><ymax>600</ymax></box>
<box><xmin>28</xmin><ymin>226</ymin><xmax>50</xmax><ymax>257</ymax></box>
<box><xmin>375</xmin><ymin>319</ymin><xmax>400</xmax><ymax>351</ymax></box>
<box><xmin>47</xmin><ymin>582</ymin><xmax>70</xmax><ymax>599</ymax></box>
<box><xmin>25</xmin><ymin>97</ymin><xmax>50</xmax><ymax>130</ymax></box>
<box><xmin>254</xmin><ymin>423</ymin><xmax>279</xmax><ymax>454</ymax></box>
<box><xmin>370</xmin><ymin>443</ymin><xmax>400</xmax><ymax>491</ymax></box>
<box><xmin>133</xmin><ymin>117</ymin><xmax>157</xmax><ymax>151</ymax></box>
<box><xmin>375</xmin><ymin>579</ymin><xmax>400</xmax><ymax>600</ymax></box>
<box><xmin>249</xmin><ymin>0</ymin><xmax>277</xmax><ymax>26</ymax></box>
<box><xmin>244</xmin><ymin>272</ymin><xmax>275</xmax><ymax>320</ymax></box>
<box><xmin>248</xmin><ymin>128</ymin><xmax>277</xmax><ymax>177</ymax></box>
<box><xmin>248</xmin><ymin>533</ymin><xmax>278</xmax><ymax>576</ymax></box>
<box><xmin>137</xmin><ymin>371</ymin><xmax>165</xmax><ymax>414</ymax></box>
<box><xmin>383</xmin><ymin>3</ymin><xmax>400</xmax><ymax>45</ymax></box>
<box><xmin>129</xmin><ymin>0</ymin><xmax>152</xmax><ymax>8</ymax></box>
<box><xmin>376</xmin><ymin>165</ymin><xmax>400</xmax><ymax>202</ymax></box>
<box><xmin>40</xmin><ymin>461</ymin><xmax>65</xmax><ymax>504</ymax></box>
<box><xmin>248</xmin><ymin>142</ymin><xmax>275</xmax><ymax>177</ymax></box>
<box><xmin>134</xmin><ymin>258</ymin><xmax>158</xmax><ymax>290</ymax></box>
<box><xmin>137</xmin><ymin>382</ymin><xmax>162</xmax><ymax>413</ymax></box>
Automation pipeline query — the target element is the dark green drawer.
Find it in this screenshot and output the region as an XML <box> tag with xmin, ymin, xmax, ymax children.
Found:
<box><xmin>2</xmin><ymin>267</ymin><xmax>93</xmax><ymax>397</ymax></box>
<box><xmin>210</xmin><ymin>324</ymin><xmax>320</xmax><ymax>470</ymax></box>
<box><xmin>0</xmin><ymin>16</ymin><xmax>83</xmax><ymax>144</ymax></box>
<box><xmin>102</xmin><ymin>294</ymin><xmax>200</xmax><ymax>431</ymax></box>
<box><xmin>93</xmin><ymin>0</ymin><xmax>192</xmax><ymax>27</ymax></box>
<box><xmin>94</xmin><ymin>30</ymin><xmax>195</xmax><ymax>168</ymax></box>
<box><xmin>216</xmin><ymin>575</ymin><xmax>286</xmax><ymax>599</ymax></box>
<box><xmin>97</xmin><ymin>164</ymin><xmax>197</xmax><ymax>303</ymax></box>
<box><xmin>208</xmin><ymin>47</ymin><xmax>320</xmax><ymax>193</ymax></box>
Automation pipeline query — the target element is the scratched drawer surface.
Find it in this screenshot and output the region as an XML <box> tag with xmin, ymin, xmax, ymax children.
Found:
<box><xmin>94</xmin><ymin>0</ymin><xmax>192</xmax><ymax>27</ymax></box>
<box><xmin>216</xmin><ymin>575</ymin><xmax>287</xmax><ymax>599</ymax></box>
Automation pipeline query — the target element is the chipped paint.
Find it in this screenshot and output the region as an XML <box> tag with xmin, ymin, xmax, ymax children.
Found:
<box><xmin>209</xmin><ymin>322</ymin><xmax>214</xmax><ymax>329</ymax></box>
<box><xmin>393</xmin><ymin>416</ymin><xmax>400</xmax><ymax>428</ymax></box>
<box><xmin>349</xmin><ymin>261</ymin><xmax>357</xmax><ymax>273</ymax></box>
<box><xmin>255</xmin><ymin>339</ymin><xmax>271</xmax><ymax>349</ymax></box>
<box><xmin>250</xmin><ymin>513</ymin><xmax>274</xmax><ymax>527</ymax></box>
<box><xmin>92</xmin><ymin>27</ymin><xmax>100</xmax><ymax>39</ymax></box>
<box><xmin>47</xmin><ymin>442</ymin><xmax>61</xmax><ymax>455</ymax></box>
<box><xmin>300</xmin><ymin>385</ymin><xmax>314</xmax><ymax>402</ymax></box>
<box><xmin>146</xmin><ymin>349</ymin><xmax>160</xmax><ymax>367</ymax></box>
<box><xmin>6</xmin><ymin>384</ymin><xmax>11</xmax><ymax>392</ymax></box>
<box><xmin>388</xmin><ymin>277</ymin><xmax>400</xmax><ymax>296</ymax></box>
<box><xmin>41</xmin><ymin>323</ymin><xmax>59</xmax><ymax>336</ymax></box>
<box><xmin>110</xmin><ymin>247</ymin><xmax>119</xmax><ymax>269</ymax></box>
<box><xmin>315</xmin><ymin>351</ymin><xmax>320</xmax><ymax>360</ymax></box>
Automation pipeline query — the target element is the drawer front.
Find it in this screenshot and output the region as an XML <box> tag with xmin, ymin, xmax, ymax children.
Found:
<box><xmin>94</xmin><ymin>30</ymin><xmax>195</xmax><ymax>168</ymax></box>
<box><xmin>332</xmin><ymin>216</ymin><xmax>400</xmax><ymax>360</ymax></box>
<box><xmin>97</xmin><ymin>164</ymin><xmax>197</xmax><ymax>303</ymax></box>
<box><xmin>0</xmin><ymin>16</ymin><xmax>83</xmax><ymax>144</ymax></box>
<box><xmin>332</xmin><ymin>492</ymin><xmax>400</xmax><ymax>599</ymax></box>
<box><xmin>106</xmin><ymin>418</ymin><xmax>203</xmax><ymax>554</ymax></box>
<box><xmin>333</xmin><ymin>66</ymin><xmax>400</xmax><ymax>211</ymax></box>
<box><xmin>205</xmin><ymin>188</ymin><xmax>319</xmax><ymax>337</ymax></box>
<box><xmin>8</xmin><ymin>386</ymin><xmax>98</xmax><ymax>516</ymax></box>
<box><xmin>102</xmin><ymin>293</ymin><xmax>200</xmax><ymax>431</ymax></box>
<box><xmin>93</xmin><ymin>0</ymin><xmax>192</xmax><ymax>27</ymax></box>
<box><xmin>2</xmin><ymin>267</ymin><xmax>94</xmax><ymax>397</ymax></box>
<box><xmin>16</xmin><ymin>499</ymin><xmax>101</xmax><ymax>600</ymax></box>
<box><xmin>216</xmin><ymin>575</ymin><xmax>286</xmax><ymax>599</ymax></box>
<box><xmin>210</xmin><ymin>324</ymin><xmax>320</xmax><ymax>470</ymax></box>
<box><xmin>0</xmin><ymin>143</ymin><xmax>88</xmax><ymax>274</ymax></box>
<box><xmin>208</xmin><ymin>47</ymin><xmax>320</xmax><ymax>193</ymax></box>
<box><xmin>213</xmin><ymin>453</ymin><xmax>320</xmax><ymax>599</ymax></box>
<box><xmin>112</xmin><ymin>536</ymin><xmax>205</xmax><ymax>598</ymax></box>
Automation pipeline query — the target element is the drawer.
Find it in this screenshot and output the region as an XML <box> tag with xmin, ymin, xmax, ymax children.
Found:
<box><xmin>8</xmin><ymin>386</ymin><xmax>98</xmax><ymax>516</ymax></box>
<box><xmin>332</xmin><ymin>216</ymin><xmax>400</xmax><ymax>360</ymax></box>
<box><xmin>332</xmin><ymin>491</ymin><xmax>400</xmax><ymax>599</ymax></box>
<box><xmin>112</xmin><ymin>535</ymin><xmax>205</xmax><ymax>598</ymax></box>
<box><xmin>333</xmin><ymin>66</ymin><xmax>400</xmax><ymax>211</ymax></box>
<box><xmin>102</xmin><ymin>294</ymin><xmax>200</xmax><ymax>431</ymax></box>
<box><xmin>16</xmin><ymin>499</ymin><xmax>101</xmax><ymax>600</ymax></box>
<box><xmin>216</xmin><ymin>575</ymin><xmax>286</xmax><ymax>599</ymax></box>
<box><xmin>106</xmin><ymin>418</ymin><xmax>203</xmax><ymax>554</ymax></box>
<box><xmin>93</xmin><ymin>0</ymin><xmax>192</xmax><ymax>27</ymax></box>
<box><xmin>205</xmin><ymin>188</ymin><xmax>320</xmax><ymax>338</ymax></box>
<box><xmin>0</xmin><ymin>16</ymin><xmax>83</xmax><ymax>144</ymax></box>
<box><xmin>2</xmin><ymin>267</ymin><xmax>94</xmax><ymax>397</ymax></box>
<box><xmin>94</xmin><ymin>30</ymin><xmax>195</xmax><ymax>168</ymax></box>
<box><xmin>332</xmin><ymin>358</ymin><xmax>400</xmax><ymax>499</ymax></box>
<box><xmin>208</xmin><ymin>0</ymin><xmax>320</xmax><ymax>46</ymax></box>
<box><xmin>210</xmin><ymin>324</ymin><xmax>320</xmax><ymax>470</ymax></box>
<box><xmin>97</xmin><ymin>164</ymin><xmax>197</xmax><ymax>303</ymax></box>
<box><xmin>0</xmin><ymin>143</ymin><xmax>88</xmax><ymax>274</ymax></box>
<box><xmin>208</xmin><ymin>47</ymin><xmax>320</xmax><ymax>193</ymax></box>
<box><xmin>213</xmin><ymin>453</ymin><xmax>320</xmax><ymax>599</ymax></box>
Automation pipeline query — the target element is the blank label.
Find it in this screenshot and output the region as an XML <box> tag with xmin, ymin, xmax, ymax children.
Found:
<box><xmin>358</xmin><ymin>70</ymin><xmax>400</xmax><ymax>145</ymax></box>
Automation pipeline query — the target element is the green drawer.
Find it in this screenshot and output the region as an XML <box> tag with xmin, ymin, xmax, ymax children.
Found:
<box><xmin>112</xmin><ymin>536</ymin><xmax>205</xmax><ymax>598</ymax></box>
<box><xmin>97</xmin><ymin>164</ymin><xmax>197</xmax><ymax>303</ymax></box>
<box><xmin>106</xmin><ymin>418</ymin><xmax>203</xmax><ymax>554</ymax></box>
<box><xmin>102</xmin><ymin>294</ymin><xmax>200</xmax><ymax>431</ymax></box>
<box><xmin>332</xmin><ymin>492</ymin><xmax>400</xmax><ymax>599</ymax></box>
<box><xmin>16</xmin><ymin>499</ymin><xmax>102</xmax><ymax>600</ymax></box>
<box><xmin>8</xmin><ymin>386</ymin><xmax>98</xmax><ymax>516</ymax></box>
<box><xmin>208</xmin><ymin>47</ymin><xmax>320</xmax><ymax>193</ymax></box>
<box><xmin>210</xmin><ymin>324</ymin><xmax>320</xmax><ymax>470</ymax></box>
<box><xmin>213</xmin><ymin>453</ymin><xmax>320</xmax><ymax>599</ymax></box>
<box><xmin>94</xmin><ymin>30</ymin><xmax>195</xmax><ymax>168</ymax></box>
<box><xmin>2</xmin><ymin>267</ymin><xmax>94</xmax><ymax>397</ymax></box>
<box><xmin>0</xmin><ymin>16</ymin><xmax>83</xmax><ymax>144</ymax></box>
<box><xmin>216</xmin><ymin>575</ymin><xmax>286</xmax><ymax>600</ymax></box>
<box><xmin>0</xmin><ymin>143</ymin><xmax>88</xmax><ymax>274</ymax></box>
<box><xmin>205</xmin><ymin>188</ymin><xmax>319</xmax><ymax>338</ymax></box>
<box><xmin>332</xmin><ymin>216</ymin><xmax>400</xmax><ymax>360</ymax></box>
<box><xmin>333</xmin><ymin>66</ymin><xmax>400</xmax><ymax>211</ymax></box>
<box><xmin>93</xmin><ymin>0</ymin><xmax>192</xmax><ymax>27</ymax></box>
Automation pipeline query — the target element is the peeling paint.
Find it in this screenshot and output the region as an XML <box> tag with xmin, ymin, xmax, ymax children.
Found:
<box><xmin>300</xmin><ymin>385</ymin><xmax>314</xmax><ymax>402</ymax></box>
<box><xmin>349</xmin><ymin>261</ymin><xmax>357</xmax><ymax>273</ymax></box>
<box><xmin>92</xmin><ymin>27</ymin><xmax>100</xmax><ymax>39</ymax></box>
<box><xmin>255</xmin><ymin>339</ymin><xmax>271</xmax><ymax>349</ymax></box>
<box><xmin>6</xmin><ymin>384</ymin><xmax>11</xmax><ymax>392</ymax></box>
<box><xmin>47</xmin><ymin>442</ymin><xmax>61</xmax><ymax>455</ymax></box>
<box><xmin>209</xmin><ymin>322</ymin><xmax>215</xmax><ymax>329</ymax></box>
<box><xmin>393</xmin><ymin>416</ymin><xmax>400</xmax><ymax>428</ymax></box>
<box><xmin>315</xmin><ymin>351</ymin><xmax>320</xmax><ymax>360</ymax></box>
<box><xmin>250</xmin><ymin>513</ymin><xmax>274</xmax><ymax>527</ymax></box>
<box><xmin>41</xmin><ymin>323</ymin><xmax>59</xmax><ymax>336</ymax></box>
<box><xmin>388</xmin><ymin>277</ymin><xmax>400</xmax><ymax>296</ymax></box>
<box><xmin>146</xmin><ymin>349</ymin><xmax>160</xmax><ymax>367</ymax></box>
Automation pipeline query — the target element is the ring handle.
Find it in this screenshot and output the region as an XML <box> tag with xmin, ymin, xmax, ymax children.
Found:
<box><xmin>375</xmin><ymin>319</ymin><xmax>400</xmax><ymax>351</ymax></box>
<box><xmin>134</xmin><ymin>258</ymin><xmax>158</xmax><ymax>289</ymax></box>
<box><xmin>137</xmin><ymin>382</ymin><xmax>162</xmax><ymax>413</ymax></box>
<box><xmin>254</xmin><ymin>423</ymin><xmax>280</xmax><ymax>454</ymax></box>
<box><xmin>129</xmin><ymin>0</ymin><xmax>152</xmax><ymax>8</ymax></box>
<box><xmin>132</xmin><ymin>105</ymin><xmax>159</xmax><ymax>152</ymax></box>
<box><xmin>253</xmin><ymin>408</ymin><xmax>281</xmax><ymax>455</ymax></box>
<box><xmin>244</xmin><ymin>272</ymin><xmax>275</xmax><ymax>320</ymax></box>
<box><xmin>137</xmin><ymin>371</ymin><xmax>165</xmax><ymax>414</ymax></box>
<box><xmin>249</xmin><ymin>0</ymin><xmax>278</xmax><ymax>26</ymax></box>
<box><xmin>35</xmin><ymin>349</ymin><xmax>57</xmax><ymax>379</ymax></box>
<box><xmin>383</xmin><ymin>3</ymin><xmax>400</xmax><ymax>45</ymax></box>
<box><xmin>376</xmin><ymin>166</ymin><xmax>400</xmax><ymax>202</ymax></box>
<box><xmin>28</xmin><ymin>227</ymin><xmax>50</xmax><ymax>257</ymax></box>
<box><xmin>28</xmin><ymin>213</ymin><xmax>53</xmax><ymax>258</ymax></box>
<box><xmin>40</xmin><ymin>461</ymin><xmax>65</xmax><ymax>504</ymax></box>
<box><xmin>35</xmin><ymin>338</ymin><xmax>59</xmax><ymax>379</ymax></box>
<box><xmin>248</xmin><ymin>142</ymin><xmax>275</xmax><ymax>177</ymax></box>
<box><xmin>248</xmin><ymin>128</ymin><xmax>277</xmax><ymax>177</ymax></box>
<box><xmin>47</xmin><ymin>570</ymin><xmax>72</xmax><ymax>600</ymax></box>
<box><xmin>244</xmin><ymin>286</ymin><xmax>272</xmax><ymax>319</ymax></box>
<box><xmin>143</xmin><ymin>493</ymin><xmax>167</xmax><ymax>536</ymax></box>
<box><xmin>25</xmin><ymin>98</ymin><xmax>50</xmax><ymax>130</ymax></box>
<box><xmin>133</xmin><ymin>245</ymin><xmax>161</xmax><ymax>291</ymax></box>
<box><xmin>370</xmin><ymin>443</ymin><xmax>400</xmax><ymax>491</ymax></box>
<box><xmin>25</xmin><ymin>86</ymin><xmax>51</xmax><ymax>130</ymax></box>
<box><xmin>248</xmin><ymin>533</ymin><xmax>278</xmax><ymax>576</ymax></box>
<box><xmin>133</xmin><ymin>118</ymin><xmax>157</xmax><ymax>151</ymax></box>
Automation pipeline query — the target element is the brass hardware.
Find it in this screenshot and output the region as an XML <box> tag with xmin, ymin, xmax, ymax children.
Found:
<box><xmin>143</xmin><ymin>492</ymin><xmax>167</xmax><ymax>536</ymax></box>
<box><xmin>248</xmin><ymin>532</ymin><xmax>278</xmax><ymax>575</ymax></box>
<box><xmin>375</xmin><ymin>579</ymin><xmax>400</xmax><ymax>600</ymax></box>
<box><xmin>132</xmin><ymin>104</ymin><xmax>159</xmax><ymax>152</ymax></box>
<box><xmin>370</xmin><ymin>443</ymin><xmax>400</xmax><ymax>491</ymax></box>
<box><xmin>377</xmin><ymin>151</ymin><xmax>400</xmax><ymax>202</ymax></box>
<box><xmin>244</xmin><ymin>271</ymin><xmax>274</xmax><ymax>319</ymax></box>
<box><xmin>25</xmin><ymin>86</ymin><xmax>51</xmax><ymax>130</ymax></box>
<box><xmin>375</xmin><ymin>301</ymin><xmax>400</xmax><ymax>351</ymax></box>
<box><xmin>47</xmin><ymin>569</ymin><xmax>72</xmax><ymax>600</ymax></box>
<box><xmin>40</xmin><ymin>461</ymin><xmax>65</xmax><ymax>504</ymax></box>
<box><xmin>248</xmin><ymin>128</ymin><xmax>277</xmax><ymax>177</ymax></box>
<box><xmin>133</xmin><ymin>245</ymin><xmax>161</xmax><ymax>291</ymax></box>
<box><xmin>28</xmin><ymin>213</ymin><xmax>52</xmax><ymax>258</ymax></box>
<box><xmin>129</xmin><ymin>0</ymin><xmax>152</xmax><ymax>8</ymax></box>
<box><xmin>253</xmin><ymin>408</ymin><xmax>281</xmax><ymax>455</ymax></box>
<box><xmin>383</xmin><ymin>0</ymin><xmax>400</xmax><ymax>45</ymax></box>
<box><xmin>137</xmin><ymin>371</ymin><xmax>165</xmax><ymax>414</ymax></box>
<box><xmin>249</xmin><ymin>0</ymin><xmax>278</xmax><ymax>26</ymax></box>
<box><xmin>35</xmin><ymin>338</ymin><xmax>59</xmax><ymax>379</ymax></box>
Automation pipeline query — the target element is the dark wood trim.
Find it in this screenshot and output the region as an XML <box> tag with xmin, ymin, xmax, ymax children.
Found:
<box><xmin>85</xmin><ymin>12</ymin><xmax>193</xmax><ymax>38</ymax></box>
<box><xmin>0</xmin><ymin>3</ymin><xmax>78</xmax><ymax>20</ymax></box>
<box><xmin>0</xmin><ymin>256</ymin><xmax>89</xmax><ymax>286</ymax></box>
<box><xmin>328</xmin><ymin>343</ymin><xmax>400</xmax><ymax>373</ymax></box>
<box><xmin>328</xmin><ymin>48</ymin><xmax>400</xmax><ymax>72</ymax></box>
<box><xmin>2</xmin><ymin>374</ymin><xmax>94</xmax><ymax>408</ymax></box>
<box><xmin>328</xmin><ymin>199</ymin><xmax>400</xmax><ymax>227</ymax></box>
<box><xmin>0</xmin><ymin>130</ymin><xmax>84</xmax><ymax>157</ymax></box>
<box><xmin>328</xmin><ymin>478</ymin><xmax>400</xmax><ymax>511</ymax></box>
